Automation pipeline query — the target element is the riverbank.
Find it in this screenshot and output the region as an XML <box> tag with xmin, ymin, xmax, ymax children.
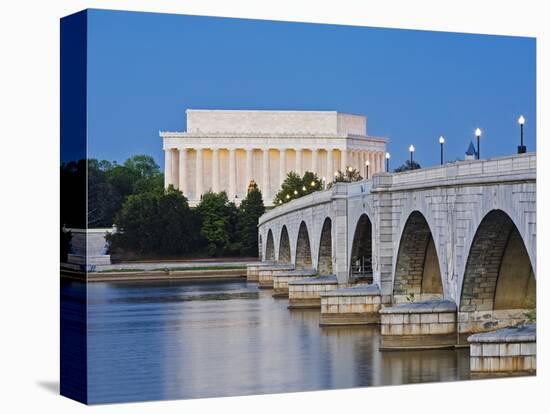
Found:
<box><xmin>61</xmin><ymin>260</ymin><xmax>255</xmax><ymax>282</ymax></box>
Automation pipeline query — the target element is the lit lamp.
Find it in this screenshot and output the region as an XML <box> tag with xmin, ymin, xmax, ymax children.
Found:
<box><xmin>409</xmin><ymin>145</ymin><xmax>415</xmax><ymax>169</ymax></box>
<box><xmin>439</xmin><ymin>136</ymin><xmax>445</xmax><ymax>165</ymax></box>
<box><xmin>322</xmin><ymin>176</ymin><xmax>326</xmax><ymax>190</ymax></box>
<box><xmin>301</xmin><ymin>185</ymin><xmax>306</xmax><ymax>192</ymax></box>
<box><xmin>518</xmin><ymin>115</ymin><xmax>526</xmax><ymax>154</ymax></box>
<box><xmin>475</xmin><ymin>128</ymin><xmax>482</xmax><ymax>160</ymax></box>
<box><xmin>365</xmin><ymin>160</ymin><xmax>370</xmax><ymax>179</ymax></box>
<box><xmin>347</xmin><ymin>166</ymin><xmax>353</xmax><ymax>173</ymax></box>
<box><xmin>385</xmin><ymin>152</ymin><xmax>390</xmax><ymax>172</ymax></box>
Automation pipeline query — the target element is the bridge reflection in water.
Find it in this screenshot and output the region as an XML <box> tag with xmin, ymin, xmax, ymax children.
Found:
<box><xmin>78</xmin><ymin>279</ymin><xmax>469</xmax><ymax>404</ymax></box>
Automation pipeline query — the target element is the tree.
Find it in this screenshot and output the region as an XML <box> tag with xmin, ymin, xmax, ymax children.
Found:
<box><xmin>88</xmin><ymin>159</ymin><xmax>122</xmax><ymax>227</ymax></box>
<box><xmin>273</xmin><ymin>171</ymin><xmax>323</xmax><ymax>205</ymax></box>
<box><xmin>328</xmin><ymin>167</ymin><xmax>363</xmax><ymax>188</ymax></box>
<box><xmin>394</xmin><ymin>160</ymin><xmax>421</xmax><ymax>172</ymax></box>
<box><xmin>236</xmin><ymin>182</ymin><xmax>265</xmax><ymax>256</ymax></box>
<box><xmin>197</xmin><ymin>191</ymin><xmax>239</xmax><ymax>256</ymax></box>
<box><xmin>109</xmin><ymin>186</ymin><xmax>198</xmax><ymax>255</ymax></box>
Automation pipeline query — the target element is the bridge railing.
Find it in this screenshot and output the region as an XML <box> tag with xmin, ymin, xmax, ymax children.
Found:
<box><xmin>259</xmin><ymin>153</ymin><xmax>535</xmax><ymax>225</ymax></box>
<box><xmin>372</xmin><ymin>152</ymin><xmax>535</xmax><ymax>191</ymax></box>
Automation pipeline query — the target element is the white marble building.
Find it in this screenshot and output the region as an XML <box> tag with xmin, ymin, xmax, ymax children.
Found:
<box><xmin>160</xmin><ymin>109</ymin><xmax>387</xmax><ymax>206</ymax></box>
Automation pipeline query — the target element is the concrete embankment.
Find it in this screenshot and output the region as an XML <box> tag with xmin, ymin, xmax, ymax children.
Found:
<box><xmin>61</xmin><ymin>263</ymin><xmax>252</xmax><ymax>282</ymax></box>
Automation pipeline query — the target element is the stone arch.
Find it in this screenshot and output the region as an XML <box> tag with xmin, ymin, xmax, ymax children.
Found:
<box><xmin>278</xmin><ymin>225</ymin><xmax>291</xmax><ymax>263</ymax></box>
<box><xmin>349</xmin><ymin>214</ymin><xmax>373</xmax><ymax>282</ymax></box>
<box><xmin>393</xmin><ymin>211</ymin><xmax>443</xmax><ymax>301</ymax></box>
<box><xmin>295</xmin><ymin>221</ymin><xmax>312</xmax><ymax>269</ymax></box>
<box><xmin>317</xmin><ymin>218</ymin><xmax>332</xmax><ymax>275</ymax></box>
<box><xmin>459</xmin><ymin>209</ymin><xmax>535</xmax><ymax>316</ymax></box>
<box><xmin>265</xmin><ymin>229</ymin><xmax>275</xmax><ymax>261</ymax></box>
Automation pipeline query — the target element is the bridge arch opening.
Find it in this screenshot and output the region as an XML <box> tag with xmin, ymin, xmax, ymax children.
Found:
<box><xmin>393</xmin><ymin>211</ymin><xmax>443</xmax><ymax>302</ymax></box>
<box><xmin>317</xmin><ymin>218</ymin><xmax>332</xmax><ymax>275</ymax></box>
<box><xmin>459</xmin><ymin>209</ymin><xmax>535</xmax><ymax>335</ymax></box>
<box><xmin>349</xmin><ymin>214</ymin><xmax>373</xmax><ymax>282</ymax></box>
<box><xmin>295</xmin><ymin>221</ymin><xmax>312</xmax><ymax>269</ymax></box>
<box><xmin>265</xmin><ymin>229</ymin><xmax>275</xmax><ymax>261</ymax></box>
<box><xmin>278</xmin><ymin>226</ymin><xmax>291</xmax><ymax>263</ymax></box>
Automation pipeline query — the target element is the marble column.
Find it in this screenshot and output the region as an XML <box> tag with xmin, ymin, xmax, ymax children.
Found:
<box><xmin>179</xmin><ymin>148</ymin><xmax>187</xmax><ymax>195</ymax></box>
<box><xmin>262</xmin><ymin>149</ymin><xmax>270</xmax><ymax>201</ymax></box>
<box><xmin>164</xmin><ymin>148</ymin><xmax>173</xmax><ymax>188</ymax></box>
<box><xmin>341</xmin><ymin>149</ymin><xmax>348</xmax><ymax>172</ymax></box>
<box><xmin>246</xmin><ymin>149</ymin><xmax>253</xmax><ymax>192</ymax></box>
<box><xmin>212</xmin><ymin>148</ymin><xmax>220</xmax><ymax>192</ymax></box>
<box><xmin>279</xmin><ymin>148</ymin><xmax>287</xmax><ymax>183</ymax></box>
<box><xmin>327</xmin><ymin>149</ymin><xmax>334</xmax><ymax>179</ymax></box>
<box><xmin>196</xmin><ymin>148</ymin><xmax>203</xmax><ymax>198</ymax></box>
<box><xmin>229</xmin><ymin>148</ymin><xmax>237</xmax><ymax>198</ymax></box>
<box><xmin>171</xmin><ymin>149</ymin><xmax>179</xmax><ymax>189</ymax></box>
<box><xmin>295</xmin><ymin>149</ymin><xmax>303</xmax><ymax>176</ymax></box>
<box><xmin>312</xmin><ymin>149</ymin><xmax>319</xmax><ymax>175</ymax></box>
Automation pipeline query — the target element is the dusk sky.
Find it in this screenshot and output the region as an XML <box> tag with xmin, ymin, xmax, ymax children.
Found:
<box><xmin>87</xmin><ymin>9</ymin><xmax>536</xmax><ymax>169</ymax></box>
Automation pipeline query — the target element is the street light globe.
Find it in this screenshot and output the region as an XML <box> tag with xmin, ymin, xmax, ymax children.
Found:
<box><xmin>294</xmin><ymin>190</ymin><xmax>298</xmax><ymax>195</ymax></box>
<box><xmin>518</xmin><ymin>115</ymin><xmax>525</xmax><ymax>125</ymax></box>
<box><xmin>334</xmin><ymin>171</ymin><xmax>339</xmax><ymax>177</ymax></box>
<box><xmin>475</xmin><ymin>128</ymin><xmax>482</xmax><ymax>137</ymax></box>
<box><xmin>365</xmin><ymin>160</ymin><xmax>370</xmax><ymax>166</ymax></box>
<box><xmin>302</xmin><ymin>186</ymin><xmax>306</xmax><ymax>191</ymax></box>
<box><xmin>409</xmin><ymin>145</ymin><xmax>415</xmax><ymax>153</ymax></box>
<box><xmin>439</xmin><ymin>136</ymin><xmax>445</xmax><ymax>144</ymax></box>
<box><xmin>310</xmin><ymin>181</ymin><xmax>316</xmax><ymax>187</ymax></box>
<box><xmin>322</xmin><ymin>176</ymin><xmax>326</xmax><ymax>182</ymax></box>
<box><xmin>386</xmin><ymin>152</ymin><xmax>390</xmax><ymax>159</ymax></box>
<box><xmin>285</xmin><ymin>194</ymin><xmax>290</xmax><ymax>199</ymax></box>
<box><xmin>347</xmin><ymin>166</ymin><xmax>353</xmax><ymax>172</ymax></box>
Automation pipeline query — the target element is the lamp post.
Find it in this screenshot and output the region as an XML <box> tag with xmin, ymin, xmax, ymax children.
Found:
<box><xmin>322</xmin><ymin>176</ymin><xmax>326</xmax><ymax>190</ymax></box>
<box><xmin>518</xmin><ymin>115</ymin><xmax>526</xmax><ymax>154</ymax></box>
<box><xmin>409</xmin><ymin>145</ymin><xmax>415</xmax><ymax>169</ymax></box>
<box><xmin>385</xmin><ymin>152</ymin><xmax>390</xmax><ymax>172</ymax></box>
<box><xmin>365</xmin><ymin>160</ymin><xmax>370</xmax><ymax>179</ymax></box>
<box><xmin>475</xmin><ymin>128</ymin><xmax>481</xmax><ymax>160</ymax></box>
<box><xmin>439</xmin><ymin>136</ymin><xmax>445</xmax><ymax>165</ymax></box>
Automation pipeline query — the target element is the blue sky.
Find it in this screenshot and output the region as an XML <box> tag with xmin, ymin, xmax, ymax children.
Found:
<box><xmin>87</xmin><ymin>9</ymin><xmax>536</xmax><ymax>169</ymax></box>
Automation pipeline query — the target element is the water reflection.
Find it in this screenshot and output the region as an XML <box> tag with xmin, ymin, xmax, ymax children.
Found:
<box><xmin>78</xmin><ymin>279</ymin><xmax>471</xmax><ymax>404</ymax></box>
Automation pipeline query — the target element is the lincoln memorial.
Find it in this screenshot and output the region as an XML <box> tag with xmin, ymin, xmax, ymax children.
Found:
<box><xmin>160</xmin><ymin>109</ymin><xmax>387</xmax><ymax>206</ymax></box>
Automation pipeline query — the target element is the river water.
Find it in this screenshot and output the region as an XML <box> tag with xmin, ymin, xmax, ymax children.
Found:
<box><xmin>74</xmin><ymin>278</ymin><xmax>470</xmax><ymax>404</ymax></box>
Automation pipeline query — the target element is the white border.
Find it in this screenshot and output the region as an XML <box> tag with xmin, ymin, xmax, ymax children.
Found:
<box><xmin>0</xmin><ymin>1</ymin><xmax>547</xmax><ymax>413</ymax></box>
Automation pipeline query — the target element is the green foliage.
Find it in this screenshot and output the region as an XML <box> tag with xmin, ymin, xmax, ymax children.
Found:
<box><xmin>109</xmin><ymin>186</ymin><xmax>199</xmax><ymax>255</ymax></box>
<box><xmin>197</xmin><ymin>191</ymin><xmax>239</xmax><ymax>256</ymax></box>
<box><xmin>273</xmin><ymin>171</ymin><xmax>323</xmax><ymax>205</ymax></box>
<box><xmin>329</xmin><ymin>167</ymin><xmax>363</xmax><ymax>188</ymax></box>
<box><xmin>236</xmin><ymin>183</ymin><xmax>265</xmax><ymax>256</ymax></box>
<box><xmin>523</xmin><ymin>293</ymin><xmax>536</xmax><ymax>324</ymax></box>
<box><xmin>85</xmin><ymin>155</ymin><xmax>164</xmax><ymax>227</ymax></box>
<box><xmin>406</xmin><ymin>293</ymin><xmax>416</xmax><ymax>303</ymax></box>
<box><xmin>394</xmin><ymin>160</ymin><xmax>421</xmax><ymax>172</ymax></box>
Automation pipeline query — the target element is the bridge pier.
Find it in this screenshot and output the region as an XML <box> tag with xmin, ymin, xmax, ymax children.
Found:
<box><xmin>288</xmin><ymin>275</ymin><xmax>339</xmax><ymax>309</ymax></box>
<box><xmin>320</xmin><ymin>284</ymin><xmax>390</xmax><ymax>326</ymax></box>
<box><xmin>379</xmin><ymin>300</ymin><xmax>457</xmax><ymax>350</ymax></box>
<box><xmin>246</xmin><ymin>261</ymin><xmax>276</xmax><ymax>282</ymax></box>
<box><xmin>258</xmin><ymin>264</ymin><xmax>296</xmax><ymax>289</ymax></box>
<box><xmin>272</xmin><ymin>269</ymin><xmax>317</xmax><ymax>298</ymax></box>
<box><xmin>468</xmin><ymin>324</ymin><xmax>536</xmax><ymax>376</ymax></box>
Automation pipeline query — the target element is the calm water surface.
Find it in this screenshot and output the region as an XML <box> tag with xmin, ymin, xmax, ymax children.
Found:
<box><xmin>75</xmin><ymin>279</ymin><xmax>470</xmax><ymax>403</ymax></box>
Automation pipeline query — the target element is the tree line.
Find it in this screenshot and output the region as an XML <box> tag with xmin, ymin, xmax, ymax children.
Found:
<box><xmin>60</xmin><ymin>155</ymin><xmax>264</xmax><ymax>259</ymax></box>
